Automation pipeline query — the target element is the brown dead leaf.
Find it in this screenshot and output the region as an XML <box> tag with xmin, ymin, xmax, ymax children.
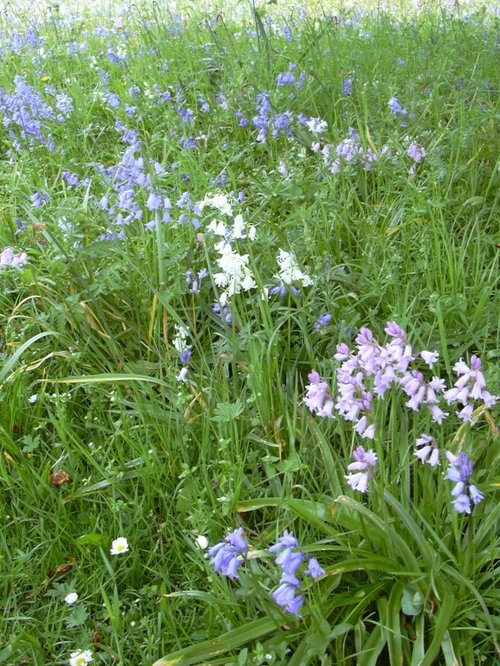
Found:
<box><xmin>50</xmin><ymin>469</ymin><xmax>71</xmax><ymax>486</ymax></box>
<box><xmin>55</xmin><ymin>556</ymin><xmax>76</xmax><ymax>575</ymax></box>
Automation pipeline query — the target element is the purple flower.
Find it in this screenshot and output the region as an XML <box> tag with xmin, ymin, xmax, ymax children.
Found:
<box><xmin>146</xmin><ymin>192</ymin><xmax>163</xmax><ymax>211</ymax></box>
<box><xmin>345</xmin><ymin>446</ymin><xmax>377</xmax><ymax>493</ymax></box>
<box><xmin>208</xmin><ymin>528</ymin><xmax>248</xmax><ymax>579</ymax></box>
<box><xmin>388</xmin><ymin>97</ymin><xmax>407</xmax><ymax>116</ymax></box>
<box><xmin>179</xmin><ymin>107</ymin><xmax>193</xmax><ymax>123</ymax></box>
<box><xmin>277</xmin><ymin>71</ymin><xmax>295</xmax><ymax>86</ymax></box>
<box><xmin>421</xmin><ymin>350</ymin><xmax>439</xmax><ymax>368</ymax></box>
<box><xmin>415</xmin><ymin>434</ymin><xmax>440</xmax><ymax>466</ymax></box>
<box><xmin>269</xmin><ymin>531</ymin><xmax>324</xmax><ymax>616</ymax></box>
<box><xmin>30</xmin><ymin>190</ymin><xmax>50</xmax><ymax>208</ymax></box>
<box><xmin>0</xmin><ymin>246</ymin><xmax>28</xmax><ymax>269</ymax></box>
<box><xmin>407</xmin><ymin>142</ymin><xmax>426</xmax><ymax>164</ymax></box>
<box><xmin>213</xmin><ymin>302</ymin><xmax>233</xmax><ymax>325</ymax></box>
<box><xmin>445</xmin><ymin>451</ymin><xmax>485</xmax><ymax>514</ymax></box>
<box><xmin>313</xmin><ymin>313</ymin><xmax>332</xmax><ymax>330</ymax></box>
<box><xmin>305</xmin><ymin>558</ymin><xmax>325</xmax><ymax>580</ymax></box>
<box><xmin>179</xmin><ymin>347</ymin><xmax>192</xmax><ymax>366</ymax></box>
<box><xmin>342</xmin><ymin>78</ymin><xmax>353</xmax><ymax>95</ymax></box>
<box><xmin>272</xmin><ymin>573</ymin><xmax>304</xmax><ymax>617</ymax></box>
<box><xmin>269</xmin><ymin>531</ymin><xmax>304</xmax><ymax>575</ymax></box>
<box><xmin>304</xmin><ymin>371</ymin><xmax>334</xmax><ymax>418</ymax></box>
<box><xmin>444</xmin><ymin>356</ymin><xmax>497</xmax><ymax>414</ymax></box>
<box><xmin>62</xmin><ymin>170</ymin><xmax>79</xmax><ymax>187</ymax></box>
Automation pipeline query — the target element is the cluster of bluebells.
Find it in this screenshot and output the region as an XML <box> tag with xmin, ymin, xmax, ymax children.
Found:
<box><xmin>30</xmin><ymin>189</ymin><xmax>50</xmax><ymax>208</ymax></box>
<box><xmin>208</xmin><ymin>528</ymin><xmax>248</xmax><ymax>580</ymax></box>
<box><xmin>0</xmin><ymin>75</ymin><xmax>70</xmax><ymax>151</ymax></box>
<box><xmin>306</xmin><ymin>322</ymin><xmax>496</xmax><ymax>438</ymax></box>
<box><xmin>269</xmin><ymin>531</ymin><xmax>324</xmax><ymax>617</ymax></box>
<box><xmin>407</xmin><ymin>141</ymin><xmax>427</xmax><ymax>174</ymax></box>
<box><xmin>305</xmin><ymin>322</ymin><xmax>494</xmax><ymax>511</ymax></box>
<box><xmin>96</xmin><ymin>141</ymin><xmax>172</xmax><ymax>235</ymax></box>
<box><xmin>208</xmin><ymin>528</ymin><xmax>324</xmax><ymax>618</ymax></box>
<box><xmin>345</xmin><ymin>446</ymin><xmax>378</xmax><ymax>493</ymax></box>
<box><xmin>276</xmin><ymin>63</ymin><xmax>305</xmax><ymax>89</ymax></box>
<box><xmin>445</xmin><ymin>452</ymin><xmax>484</xmax><ymax>514</ymax></box>
<box><xmin>311</xmin><ymin>126</ymin><xmax>427</xmax><ymax>175</ymax></box>
<box><xmin>313</xmin><ymin>128</ymin><xmax>392</xmax><ymax>174</ymax></box>
<box><xmin>251</xmin><ymin>91</ymin><xmax>301</xmax><ymax>143</ymax></box>
<box><xmin>0</xmin><ymin>27</ymin><xmax>43</xmax><ymax>56</ymax></box>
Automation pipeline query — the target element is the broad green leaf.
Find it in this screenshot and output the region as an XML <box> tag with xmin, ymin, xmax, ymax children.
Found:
<box><xmin>76</xmin><ymin>533</ymin><xmax>107</xmax><ymax>547</ymax></box>
<box><xmin>152</xmin><ymin>616</ymin><xmax>278</xmax><ymax>666</ymax></box>
<box><xmin>385</xmin><ymin>583</ymin><xmax>404</xmax><ymax>665</ymax></box>
<box><xmin>410</xmin><ymin>614</ymin><xmax>426</xmax><ymax>666</ymax></box>
<box><xmin>358</xmin><ymin>624</ymin><xmax>387</xmax><ymax>666</ymax></box>
<box><xmin>419</xmin><ymin>590</ymin><xmax>456</xmax><ymax>666</ymax></box>
<box><xmin>333</xmin><ymin>496</ymin><xmax>421</xmax><ymax>572</ymax></box>
<box><xmin>402</xmin><ymin>585</ymin><xmax>424</xmax><ymax>616</ymax></box>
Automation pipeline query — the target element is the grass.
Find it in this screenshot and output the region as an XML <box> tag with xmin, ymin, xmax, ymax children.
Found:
<box><xmin>0</xmin><ymin>1</ymin><xmax>498</xmax><ymax>664</ymax></box>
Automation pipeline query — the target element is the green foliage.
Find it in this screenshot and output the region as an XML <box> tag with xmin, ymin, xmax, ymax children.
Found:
<box><xmin>0</xmin><ymin>2</ymin><xmax>498</xmax><ymax>665</ymax></box>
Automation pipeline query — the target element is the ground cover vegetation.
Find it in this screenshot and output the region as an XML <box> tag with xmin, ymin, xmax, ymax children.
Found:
<box><xmin>0</xmin><ymin>1</ymin><xmax>498</xmax><ymax>664</ymax></box>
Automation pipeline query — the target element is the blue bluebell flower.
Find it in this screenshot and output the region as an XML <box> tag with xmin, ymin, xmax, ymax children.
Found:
<box><xmin>445</xmin><ymin>451</ymin><xmax>485</xmax><ymax>514</ymax></box>
<box><xmin>208</xmin><ymin>528</ymin><xmax>248</xmax><ymax>579</ymax></box>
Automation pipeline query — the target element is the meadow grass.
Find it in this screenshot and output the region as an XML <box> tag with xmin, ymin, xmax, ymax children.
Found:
<box><xmin>0</xmin><ymin>2</ymin><xmax>498</xmax><ymax>664</ymax></box>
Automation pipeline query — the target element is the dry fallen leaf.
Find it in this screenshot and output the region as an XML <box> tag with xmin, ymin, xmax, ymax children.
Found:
<box><xmin>50</xmin><ymin>469</ymin><xmax>71</xmax><ymax>486</ymax></box>
<box><xmin>55</xmin><ymin>557</ymin><xmax>76</xmax><ymax>575</ymax></box>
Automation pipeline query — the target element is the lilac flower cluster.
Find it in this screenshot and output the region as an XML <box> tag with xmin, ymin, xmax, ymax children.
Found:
<box><xmin>185</xmin><ymin>268</ymin><xmax>207</xmax><ymax>295</ymax></box>
<box><xmin>208</xmin><ymin>529</ymin><xmax>324</xmax><ymax>618</ymax></box>
<box><xmin>315</xmin><ymin>132</ymin><xmax>392</xmax><ymax>174</ymax></box>
<box><xmin>345</xmin><ymin>446</ymin><xmax>377</xmax><ymax>493</ymax></box>
<box><xmin>30</xmin><ymin>190</ymin><xmax>50</xmax><ymax>209</ymax></box>
<box><xmin>0</xmin><ymin>247</ymin><xmax>28</xmax><ymax>270</ymax></box>
<box><xmin>251</xmin><ymin>92</ymin><xmax>303</xmax><ymax>143</ymax></box>
<box><xmin>388</xmin><ymin>97</ymin><xmax>407</xmax><ymax>116</ymax></box>
<box><xmin>305</xmin><ymin>322</ymin><xmax>494</xmax><ymax>510</ymax></box>
<box><xmin>2</xmin><ymin>27</ymin><xmax>43</xmax><ymax>55</ymax></box>
<box><xmin>407</xmin><ymin>141</ymin><xmax>426</xmax><ymax>174</ymax></box>
<box><xmin>443</xmin><ymin>356</ymin><xmax>496</xmax><ymax>421</ymax></box>
<box><xmin>445</xmin><ymin>452</ymin><xmax>484</xmax><ymax>514</ymax></box>
<box><xmin>252</xmin><ymin>92</ymin><xmax>271</xmax><ymax>143</ymax></box>
<box><xmin>306</xmin><ymin>322</ymin><xmax>497</xmax><ymax>442</ymax></box>
<box><xmin>311</xmin><ymin>128</ymin><xmax>428</xmax><ymax>175</ymax></box>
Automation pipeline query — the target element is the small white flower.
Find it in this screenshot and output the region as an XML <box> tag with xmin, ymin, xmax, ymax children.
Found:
<box><xmin>421</xmin><ymin>350</ymin><xmax>439</xmax><ymax>368</ymax></box>
<box><xmin>275</xmin><ymin>249</ymin><xmax>312</xmax><ymax>287</ymax></box>
<box><xmin>28</xmin><ymin>394</ymin><xmax>38</xmax><ymax>404</ymax></box>
<box><xmin>307</xmin><ymin>117</ymin><xmax>328</xmax><ymax>136</ymax></box>
<box><xmin>199</xmin><ymin>193</ymin><xmax>233</xmax><ymax>217</ymax></box>
<box><xmin>64</xmin><ymin>592</ymin><xmax>79</xmax><ymax>605</ymax></box>
<box><xmin>195</xmin><ymin>535</ymin><xmax>209</xmax><ymax>550</ymax></box>
<box><xmin>110</xmin><ymin>537</ymin><xmax>129</xmax><ymax>555</ymax></box>
<box><xmin>173</xmin><ymin>324</ymin><xmax>189</xmax><ymax>353</ymax></box>
<box><xmin>176</xmin><ymin>367</ymin><xmax>189</xmax><ymax>382</ymax></box>
<box><xmin>207</xmin><ymin>219</ymin><xmax>227</xmax><ymax>236</ymax></box>
<box><xmin>69</xmin><ymin>650</ymin><xmax>93</xmax><ymax>666</ymax></box>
